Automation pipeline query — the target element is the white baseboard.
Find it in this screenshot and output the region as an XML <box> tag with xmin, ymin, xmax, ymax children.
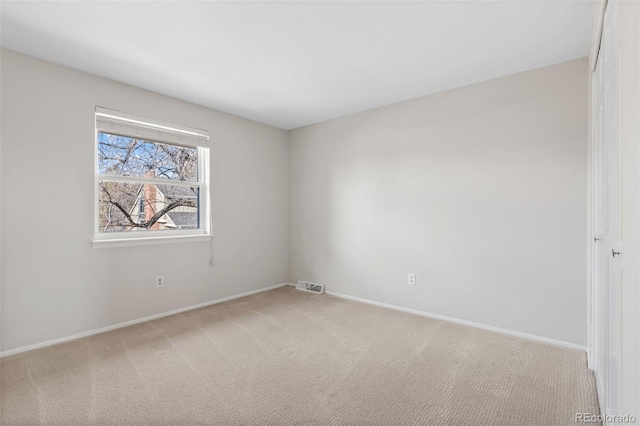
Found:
<box><xmin>313</xmin><ymin>286</ymin><xmax>586</xmax><ymax>352</ymax></box>
<box><xmin>0</xmin><ymin>282</ymin><xmax>290</xmax><ymax>358</ymax></box>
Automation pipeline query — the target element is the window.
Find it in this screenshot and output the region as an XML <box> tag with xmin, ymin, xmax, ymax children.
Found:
<box><xmin>93</xmin><ymin>107</ymin><xmax>211</xmax><ymax>247</ymax></box>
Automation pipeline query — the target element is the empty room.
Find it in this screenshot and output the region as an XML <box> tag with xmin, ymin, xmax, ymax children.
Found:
<box><xmin>1</xmin><ymin>1</ymin><xmax>639</xmax><ymax>425</ymax></box>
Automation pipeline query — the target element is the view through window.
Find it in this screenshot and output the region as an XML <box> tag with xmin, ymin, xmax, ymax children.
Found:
<box><xmin>97</xmin><ymin>132</ymin><xmax>202</xmax><ymax>232</ymax></box>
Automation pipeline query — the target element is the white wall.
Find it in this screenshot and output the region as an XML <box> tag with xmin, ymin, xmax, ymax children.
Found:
<box><xmin>0</xmin><ymin>49</ymin><xmax>289</xmax><ymax>352</ymax></box>
<box><xmin>289</xmin><ymin>58</ymin><xmax>588</xmax><ymax>346</ymax></box>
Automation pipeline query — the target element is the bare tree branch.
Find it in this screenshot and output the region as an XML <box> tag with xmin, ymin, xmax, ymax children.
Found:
<box><xmin>146</xmin><ymin>199</ymin><xmax>196</xmax><ymax>228</ymax></box>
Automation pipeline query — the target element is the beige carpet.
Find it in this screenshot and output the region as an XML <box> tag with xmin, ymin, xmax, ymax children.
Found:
<box><xmin>1</xmin><ymin>286</ymin><xmax>600</xmax><ymax>425</ymax></box>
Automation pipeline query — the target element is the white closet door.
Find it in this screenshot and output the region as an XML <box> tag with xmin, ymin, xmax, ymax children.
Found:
<box><xmin>604</xmin><ymin>0</ymin><xmax>621</xmax><ymax>419</ymax></box>
<box><xmin>593</xmin><ymin>53</ymin><xmax>607</xmax><ymax>409</ymax></box>
<box><xmin>592</xmin><ymin>0</ymin><xmax>621</xmax><ymax>422</ymax></box>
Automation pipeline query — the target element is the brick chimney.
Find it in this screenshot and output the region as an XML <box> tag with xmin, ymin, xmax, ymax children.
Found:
<box><xmin>143</xmin><ymin>169</ymin><xmax>160</xmax><ymax>230</ymax></box>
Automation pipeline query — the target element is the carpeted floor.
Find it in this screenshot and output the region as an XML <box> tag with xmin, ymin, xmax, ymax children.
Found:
<box><xmin>1</xmin><ymin>286</ymin><xmax>600</xmax><ymax>425</ymax></box>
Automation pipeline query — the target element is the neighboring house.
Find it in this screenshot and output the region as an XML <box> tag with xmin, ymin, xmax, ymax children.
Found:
<box><xmin>129</xmin><ymin>181</ymin><xmax>198</xmax><ymax>231</ymax></box>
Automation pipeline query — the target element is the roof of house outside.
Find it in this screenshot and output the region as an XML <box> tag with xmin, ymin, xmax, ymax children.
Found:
<box><xmin>166</xmin><ymin>211</ymin><xmax>197</xmax><ymax>228</ymax></box>
<box><xmin>157</xmin><ymin>185</ymin><xmax>198</xmax><ymax>200</ymax></box>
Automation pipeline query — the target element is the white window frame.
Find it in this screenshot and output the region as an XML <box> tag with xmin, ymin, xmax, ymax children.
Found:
<box><xmin>92</xmin><ymin>107</ymin><xmax>211</xmax><ymax>249</ymax></box>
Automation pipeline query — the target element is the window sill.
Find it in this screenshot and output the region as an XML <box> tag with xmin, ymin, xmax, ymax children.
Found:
<box><xmin>92</xmin><ymin>234</ymin><xmax>212</xmax><ymax>249</ymax></box>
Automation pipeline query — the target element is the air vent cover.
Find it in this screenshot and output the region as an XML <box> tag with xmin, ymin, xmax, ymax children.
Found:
<box><xmin>295</xmin><ymin>280</ymin><xmax>325</xmax><ymax>294</ymax></box>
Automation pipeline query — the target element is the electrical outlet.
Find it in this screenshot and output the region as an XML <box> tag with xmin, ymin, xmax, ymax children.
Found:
<box><xmin>156</xmin><ymin>276</ymin><xmax>164</xmax><ymax>288</ymax></box>
<box><xmin>408</xmin><ymin>273</ymin><xmax>416</xmax><ymax>285</ymax></box>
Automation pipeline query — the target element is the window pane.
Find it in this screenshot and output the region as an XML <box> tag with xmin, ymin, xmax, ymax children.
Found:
<box><xmin>98</xmin><ymin>132</ymin><xmax>198</xmax><ymax>181</ymax></box>
<box><xmin>99</xmin><ymin>181</ymin><xmax>200</xmax><ymax>232</ymax></box>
